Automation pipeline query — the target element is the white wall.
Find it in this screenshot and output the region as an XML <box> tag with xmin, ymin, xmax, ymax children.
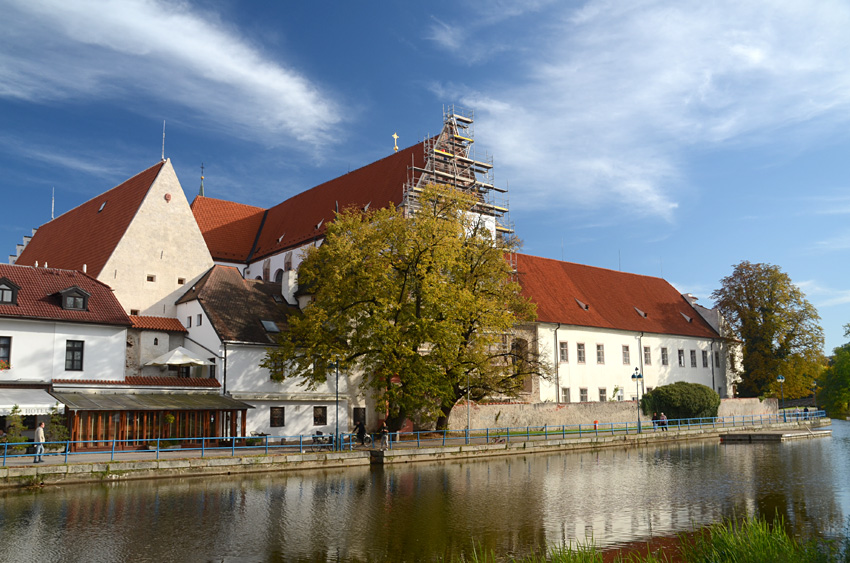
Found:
<box><xmin>536</xmin><ymin>324</ymin><xmax>731</xmax><ymax>404</ymax></box>
<box><xmin>0</xmin><ymin>318</ymin><xmax>126</xmax><ymax>382</ymax></box>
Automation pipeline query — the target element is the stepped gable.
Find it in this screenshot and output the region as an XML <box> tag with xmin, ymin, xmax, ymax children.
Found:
<box><xmin>250</xmin><ymin>142</ymin><xmax>426</xmax><ymax>261</ymax></box>
<box><xmin>16</xmin><ymin>162</ymin><xmax>165</xmax><ymax>276</ymax></box>
<box><xmin>130</xmin><ymin>315</ymin><xmax>188</xmax><ymax>333</ymax></box>
<box><xmin>176</xmin><ymin>265</ymin><xmax>294</xmax><ymax>344</ymax></box>
<box><xmin>515</xmin><ymin>254</ymin><xmax>720</xmax><ymax>339</ymax></box>
<box><xmin>0</xmin><ymin>264</ymin><xmax>131</xmax><ymax>326</ymax></box>
<box><xmin>190</xmin><ymin>196</ymin><xmax>266</xmax><ymax>262</ymax></box>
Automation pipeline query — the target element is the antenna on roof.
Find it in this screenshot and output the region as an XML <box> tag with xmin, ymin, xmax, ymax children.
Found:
<box><xmin>51</xmin><ymin>187</ymin><xmax>55</xmax><ymax>220</ymax></box>
<box><xmin>161</xmin><ymin>120</ymin><xmax>166</xmax><ymax>162</ymax></box>
<box><xmin>199</xmin><ymin>163</ymin><xmax>205</xmax><ymax>197</ymax></box>
<box><xmin>335</xmin><ymin>201</ymin><xmax>339</xmax><ymax>214</ymax></box>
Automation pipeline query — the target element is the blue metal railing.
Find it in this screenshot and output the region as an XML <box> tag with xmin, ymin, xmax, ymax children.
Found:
<box><xmin>0</xmin><ymin>410</ymin><xmax>827</xmax><ymax>466</ymax></box>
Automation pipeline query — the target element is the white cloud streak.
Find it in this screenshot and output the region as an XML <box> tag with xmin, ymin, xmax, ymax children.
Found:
<box><xmin>429</xmin><ymin>0</ymin><xmax>850</xmax><ymax>220</ymax></box>
<box><xmin>0</xmin><ymin>0</ymin><xmax>342</xmax><ymax>149</ymax></box>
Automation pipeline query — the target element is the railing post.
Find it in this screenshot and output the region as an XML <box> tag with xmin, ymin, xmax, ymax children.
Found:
<box><xmin>544</xmin><ymin>424</ymin><xmax>548</xmax><ymax>439</ymax></box>
<box><xmin>442</xmin><ymin>430</ymin><xmax>446</xmax><ymax>446</ymax></box>
<box><xmin>562</xmin><ymin>425</ymin><xmax>565</xmax><ymax>439</ymax></box>
<box><xmin>578</xmin><ymin>424</ymin><xmax>582</xmax><ymax>438</ymax></box>
<box><xmin>506</xmin><ymin>428</ymin><xmax>510</xmax><ymax>443</ymax></box>
<box><xmin>156</xmin><ymin>437</ymin><xmax>161</xmax><ymax>460</ymax></box>
<box><xmin>201</xmin><ymin>437</ymin><xmax>206</xmax><ymax>458</ymax></box>
<box><xmin>231</xmin><ymin>437</ymin><xmax>236</xmax><ymax>457</ymax></box>
<box><xmin>486</xmin><ymin>428</ymin><xmax>490</xmax><ymax>443</ymax></box>
<box><xmin>111</xmin><ymin>437</ymin><xmax>116</xmax><ymax>461</ymax></box>
<box><xmin>64</xmin><ymin>440</ymin><xmax>70</xmax><ymax>463</ymax></box>
<box><xmin>2</xmin><ymin>442</ymin><xmax>6</xmax><ymax>467</ymax></box>
<box><xmin>265</xmin><ymin>435</ymin><xmax>269</xmax><ymax>455</ymax></box>
<box><xmin>299</xmin><ymin>435</ymin><xmax>303</xmax><ymax>453</ymax></box>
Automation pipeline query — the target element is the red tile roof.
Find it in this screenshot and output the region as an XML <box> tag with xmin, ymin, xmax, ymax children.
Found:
<box><xmin>190</xmin><ymin>143</ymin><xmax>425</xmax><ymax>264</ymax></box>
<box><xmin>16</xmin><ymin>162</ymin><xmax>165</xmax><ymax>277</ymax></box>
<box><xmin>130</xmin><ymin>315</ymin><xmax>188</xmax><ymax>333</ymax></box>
<box><xmin>52</xmin><ymin>376</ymin><xmax>220</xmax><ymax>388</ymax></box>
<box><xmin>515</xmin><ymin>254</ymin><xmax>720</xmax><ymax>339</ymax></box>
<box><xmin>0</xmin><ymin>264</ymin><xmax>131</xmax><ymax>326</ymax></box>
<box><xmin>177</xmin><ymin>265</ymin><xmax>294</xmax><ymax>344</ymax></box>
<box><xmin>190</xmin><ymin>196</ymin><xmax>266</xmax><ymax>262</ymax></box>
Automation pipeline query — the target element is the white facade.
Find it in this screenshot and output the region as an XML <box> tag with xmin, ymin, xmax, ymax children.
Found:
<box><xmin>0</xmin><ymin>318</ymin><xmax>126</xmax><ymax>383</ymax></box>
<box><xmin>536</xmin><ymin>323</ymin><xmax>733</xmax><ymax>403</ymax></box>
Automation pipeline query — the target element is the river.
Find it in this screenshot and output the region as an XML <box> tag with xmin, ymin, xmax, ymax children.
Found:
<box><xmin>1</xmin><ymin>420</ymin><xmax>848</xmax><ymax>562</ymax></box>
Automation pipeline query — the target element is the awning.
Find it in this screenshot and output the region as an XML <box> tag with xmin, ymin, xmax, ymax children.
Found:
<box><xmin>145</xmin><ymin>347</ymin><xmax>214</xmax><ymax>367</ymax></box>
<box><xmin>0</xmin><ymin>389</ymin><xmax>64</xmax><ymax>416</ymax></box>
<box><xmin>49</xmin><ymin>392</ymin><xmax>253</xmax><ymax>412</ymax></box>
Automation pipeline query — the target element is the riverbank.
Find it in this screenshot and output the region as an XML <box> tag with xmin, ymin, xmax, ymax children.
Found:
<box><xmin>0</xmin><ymin>418</ymin><xmax>830</xmax><ymax>489</ymax></box>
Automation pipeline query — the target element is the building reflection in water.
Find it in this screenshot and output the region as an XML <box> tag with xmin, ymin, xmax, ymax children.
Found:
<box><xmin>1</xmin><ymin>421</ymin><xmax>848</xmax><ymax>561</ymax></box>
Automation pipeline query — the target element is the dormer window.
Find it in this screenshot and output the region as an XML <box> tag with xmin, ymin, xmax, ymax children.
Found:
<box><xmin>59</xmin><ymin>286</ymin><xmax>90</xmax><ymax>311</ymax></box>
<box><xmin>0</xmin><ymin>278</ymin><xmax>21</xmax><ymax>305</ymax></box>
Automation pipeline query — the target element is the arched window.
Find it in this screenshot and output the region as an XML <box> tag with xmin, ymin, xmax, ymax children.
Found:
<box><xmin>274</xmin><ymin>269</ymin><xmax>284</xmax><ymax>283</ymax></box>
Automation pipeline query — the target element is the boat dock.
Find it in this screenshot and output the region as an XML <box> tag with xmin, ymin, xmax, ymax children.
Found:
<box><xmin>721</xmin><ymin>428</ymin><xmax>832</xmax><ymax>443</ymax></box>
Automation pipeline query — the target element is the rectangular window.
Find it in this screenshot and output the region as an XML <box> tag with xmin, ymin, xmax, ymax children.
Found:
<box><xmin>353</xmin><ymin>407</ymin><xmax>366</xmax><ymax>425</ymax></box>
<box><xmin>146</xmin><ymin>274</ymin><xmax>156</xmax><ymax>282</ymax></box>
<box><xmin>0</xmin><ymin>336</ymin><xmax>10</xmax><ymax>367</ymax></box>
<box><xmin>209</xmin><ymin>360</ymin><xmax>216</xmax><ymax>380</ymax></box>
<box><xmin>186</xmin><ymin>316</ymin><xmax>192</xmax><ymax>328</ymax></box>
<box><xmin>65</xmin><ymin>340</ymin><xmax>84</xmax><ymax>371</ymax></box>
<box><xmin>678</xmin><ymin>349</ymin><xmax>686</xmax><ymax>367</ymax></box>
<box><xmin>577</xmin><ymin>343</ymin><xmax>586</xmax><ymax>364</ymax></box>
<box><xmin>270</xmin><ymin>407</ymin><xmax>285</xmax><ymax>427</ymax></box>
<box><xmin>130</xmin><ymin>309</ymin><xmax>140</xmax><ymax>316</ymax></box>
<box><xmin>690</xmin><ymin>350</ymin><xmax>697</xmax><ymax>368</ymax></box>
<box><xmin>596</xmin><ymin>344</ymin><xmax>605</xmax><ymax>364</ymax></box>
<box><xmin>661</xmin><ymin>347</ymin><xmax>669</xmax><ymax>366</ymax></box>
<box><xmin>643</xmin><ymin>346</ymin><xmax>651</xmax><ymax>366</ymax></box>
<box><xmin>561</xmin><ymin>387</ymin><xmax>570</xmax><ymax>402</ymax></box>
<box><xmin>64</xmin><ymin>295</ymin><xmax>85</xmax><ymax>310</ymax></box>
<box><xmin>702</xmin><ymin>350</ymin><xmax>709</xmax><ymax>368</ymax></box>
<box><xmin>0</xmin><ymin>285</ymin><xmax>14</xmax><ymax>303</ymax></box>
<box><xmin>622</xmin><ymin>345</ymin><xmax>630</xmax><ymax>365</ymax></box>
<box><xmin>197</xmin><ymin>314</ymin><xmax>202</xmax><ymax>326</ymax></box>
<box><xmin>313</xmin><ymin>406</ymin><xmax>327</xmax><ymax>426</ymax></box>
<box><xmin>715</xmin><ymin>351</ymin><xmax>721</xmax><ymax>368</ymax></box>
<box><xmin>178</xmin><ymin>366</ymin><xmax>190</xmax><ymax>378</ymax></box>
<box><xmin>646</xmin><ymin>387</ymin><xmax>653</xmax><ymax>393</ymax></box>
<box><xmin>559</xmin><ymin>341</ymin><xmax>569</xmax><ymax>363</ymax></box>
<box><xmin>598</xmin><ymin>388</ymin><xmax>607</xmax><ymax>402</ymax></box>
<box><xmin>177</xmin><ymin>278</ymin><xmax>186</xmax><ymax>285</ymax></box>
<box><xmin>579</xmin><ymin>388</ymin><xmax>588</xmax><ymax>402</ymax></box>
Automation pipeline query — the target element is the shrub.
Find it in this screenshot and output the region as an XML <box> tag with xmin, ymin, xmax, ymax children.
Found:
<box><xmin>3</xmin><ymin>405</ymin><xmax>29</xmax><ymax>452</ymax></box>
<box><xmin>46</xmin><ymin>402</ymin><xmax>70</xmax><ymax>444</ymax></box>
<box><xmin>640</xmin><ymin>381</ymin><xmax>720</xmax><ymax>421</ymax></box>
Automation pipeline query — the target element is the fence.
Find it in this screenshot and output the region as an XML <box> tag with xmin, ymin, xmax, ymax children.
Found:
<box><xmin>0</xmin><ymin>410</ymin><xmax>827</xmax><ymax>467</ymax></box>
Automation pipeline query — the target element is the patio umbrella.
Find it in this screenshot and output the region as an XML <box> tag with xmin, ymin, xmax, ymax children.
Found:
<box><xmin>145</xmin><ymin>347</ymin><xmax>214</xmax><ymax>367</ymax></box>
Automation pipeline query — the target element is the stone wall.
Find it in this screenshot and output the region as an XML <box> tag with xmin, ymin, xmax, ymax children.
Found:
<box><xmin>447</xmin><ymin>397</ymin><xmax>778</xmax><ymax>430</ymax></box>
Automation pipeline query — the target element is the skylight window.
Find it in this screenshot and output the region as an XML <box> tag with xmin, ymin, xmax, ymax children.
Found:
<box><xmin>261</xmin><ymin>320</ymin><xmax>280</xmax><ymax>333</ymax></box>
<box><xmin>575</xmin><ymin>298</ymin><xmax>589</xmax><ymax>311</ymax></box>
<box><xmin>98</xmin><ymin>201</ymin><xmax>107</xmax><ymax>213</ymax></box>
<box><xmin>634</xmin><ymin>307</ymin><xmax>647</xmax><ymax>318</ymax></box>
<box><xmin>680</xmin><ymin>312</ymin><xmax>693</xmax><ymax>323</ymax></box>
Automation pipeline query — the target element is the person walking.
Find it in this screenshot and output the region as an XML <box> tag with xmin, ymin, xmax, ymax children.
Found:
<box><xmin>379</xmin><ymin>422</ymin><xmax>389</xmax><ymax>451</ymax></box>
<box><xmin>659</xmin><ymin>413</ymin><xmax>668</xmax><ymax>431</ymax></box>
<box><xmin>651</xmin><ymin>412</ymin><xmax>659</xmax><ymax>430</ymax></box>
<box><xmin>33</xmin><ymin>421</ymin><xmax>45</xmax><ymax>463</ymax></box>
<box><xmin>354</xmin><ymin>420</ymin><xmax>366</xmax><ymax>446</ymax></box>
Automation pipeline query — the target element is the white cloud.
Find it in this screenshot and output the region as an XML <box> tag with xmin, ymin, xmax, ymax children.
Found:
<box><xmin>0</xmin><ymin>0</ymin><xmax>342</xmax><ymax>149</ymax></box>
<box><xmin>432</xmin><ymin>0</ymin><xmax>850</xmax><ymax>220</ymax></box>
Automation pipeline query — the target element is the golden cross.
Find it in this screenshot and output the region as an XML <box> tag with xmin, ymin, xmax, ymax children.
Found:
<box><xmin>392</xmin><ymin>132</ymin><xmax>399</xmax><ymax>152</ymax></box>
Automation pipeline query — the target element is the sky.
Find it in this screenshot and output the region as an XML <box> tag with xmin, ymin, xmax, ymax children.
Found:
<box><xmin>1</xmin><ymin>0</ymin><xmax>849</xmax><ymax>353</ymax></box>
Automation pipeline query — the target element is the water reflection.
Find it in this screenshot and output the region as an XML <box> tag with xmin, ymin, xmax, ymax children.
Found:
<box><xmin>1</xmin><ymin>421</ymin><xmax>848</xmax><ymax>562</ymax></box>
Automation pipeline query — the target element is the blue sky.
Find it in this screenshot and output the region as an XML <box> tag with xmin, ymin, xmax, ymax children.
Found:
<box><xmin>2</xmin><ymin>0</ymin><xmax>849</xmax><ymax>353</ymax></box>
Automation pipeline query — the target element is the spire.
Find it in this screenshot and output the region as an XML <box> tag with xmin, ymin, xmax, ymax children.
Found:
<box><xmin>199</xmin><ymin>162</ymin><xmax>205</xmax><ymax>197</ymax></box>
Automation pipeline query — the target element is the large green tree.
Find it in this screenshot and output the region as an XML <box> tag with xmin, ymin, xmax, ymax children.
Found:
<box><xmin>711</xmin><ymin>261</ymin><xmax>824</xmax><ymax>398</ymax></box>
<box><xmin>818</xmin><ymin>324</ymin><xmax>850</xmax><ymax>417</ymax></box>
<box><xmin>263</xmin><ymin>184</ymin><xmax>551</xmax><ymax>430</ymax></box>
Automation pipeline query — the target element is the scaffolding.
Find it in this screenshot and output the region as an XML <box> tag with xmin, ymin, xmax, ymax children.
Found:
<box><xmin>403</xmin><ymin>106</ymin><xmax>516</xmax><ymax>270</ymax></box>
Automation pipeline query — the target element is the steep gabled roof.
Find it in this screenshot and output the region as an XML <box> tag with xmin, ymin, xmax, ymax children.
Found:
<box><xmin>190</xmin><ymin>143</ymin><xmax>426</xmax><ymax>264</ymax></box>
<box><xmin>0</xmin><ymin>264</ymin><xmax>131</xmax><ymax>326</ymax></box>
<box><xmin>190</xmin><ymin>196</ymin><xmax>266</xmax><ymax>262</ymax></box>
<box><xmin>516</xmin><ymin>254</ymin><xmax>720</xmax><ymax>339</ymax></box>
<box><xmin>177</xmin><ymin>265</ymin><xmax>294</xmax><ymax>344</ymax></box>
<box><xmin>16</xmin><ymin>162</ymin><xmax>165</xmax><ymax>277</ymax></box>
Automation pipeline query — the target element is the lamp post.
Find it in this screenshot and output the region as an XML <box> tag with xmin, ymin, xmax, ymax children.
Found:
<box><xmin>466</xmin><ymin>370</ymin><xmax>470</xmax><ymax>445</ymax></box>
<box><xmin>777</xmin><ymin>375</ymin><xmax>785</xmax><ymax>422</ymax></box>
<box><xmin>631</xmin><ymin>367</ymin><xmax>643</xmax><ymax>433</ymax></box>
<box><xmin>811</xmin><ymin>380</ymin><xmax>817</xmax><ymax>412</ymax></box>
<box><xmin>332</xmin><ymin>360</ymin><xmax>339</xmax><ymax>450</ymax></box>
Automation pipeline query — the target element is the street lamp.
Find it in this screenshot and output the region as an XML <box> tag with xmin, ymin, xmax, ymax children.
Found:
<box><xmin>777</xmin><ymin>375</ymin><xmax>785</xmax><ymax>422</ymax></box>
<box><xmin>631</xmin><ymin>367</ymin><xmax>643</xmax><ymax>433</ymax></box>
<box><xmin>466</xmin><ymin>370</ymin><xmax>470</xmax><ymax>445</ymax></box>
<box><xmin>329</xmin><ymin>360</ymin><xmax>340</xmax><ymax>450</ymax></box>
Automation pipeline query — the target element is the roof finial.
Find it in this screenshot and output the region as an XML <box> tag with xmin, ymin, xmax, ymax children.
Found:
<box><xmin>51</xmin><ymin>187</ymin><xmax>55</xmax><ymax>220</ymax></box>
<box><xmin>199</xmin><ymin>162</ymin><xmax>205</xmax><ymax>197</ymax></box>
<box><xmin>161</xmin><ymin>120</ymin><xmax>166</xmax><ymax>162</ymax></box>
<box><xmin>392</xmin><ymin>132</ymin><xmax>399</xmax><ymax>153</ymax></box>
